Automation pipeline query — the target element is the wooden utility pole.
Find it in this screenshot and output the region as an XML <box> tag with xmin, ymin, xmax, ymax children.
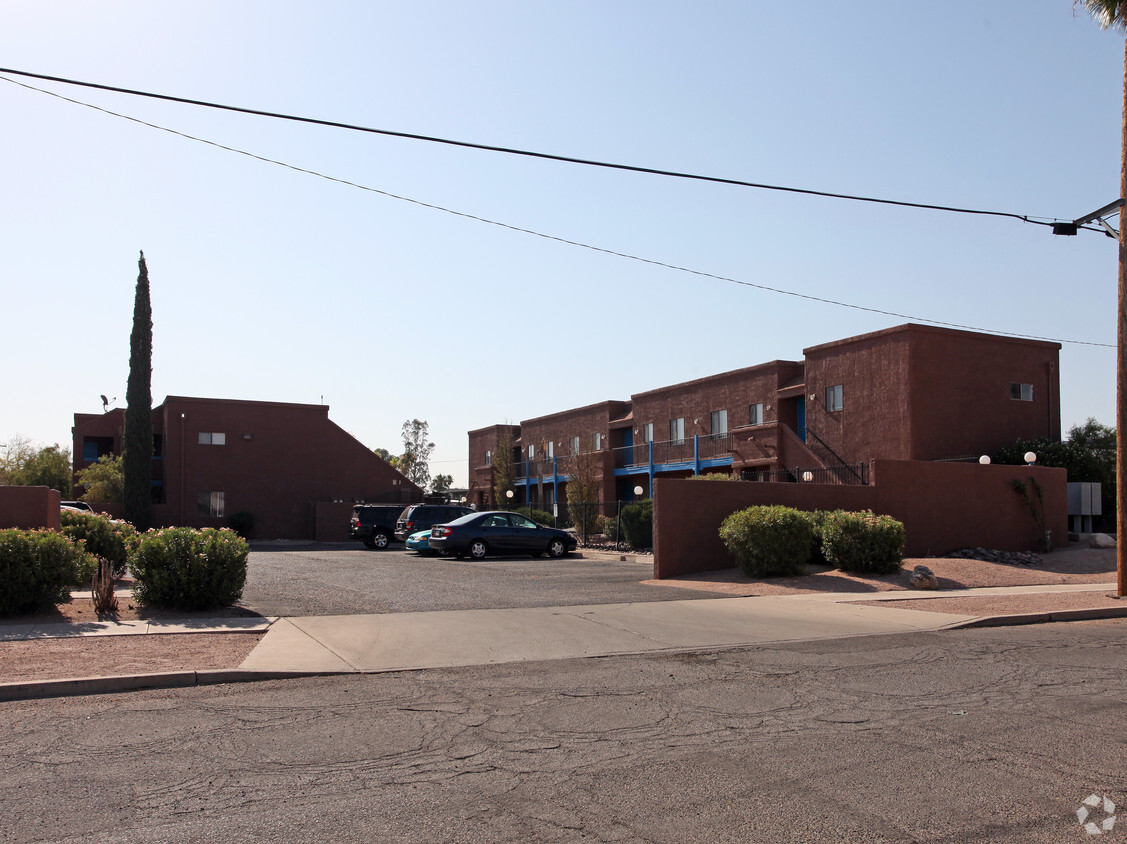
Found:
<box><xmin>1118</xmin><ymin>37</ymin><xmax>1127</xmax><ymax>597</ymax></box>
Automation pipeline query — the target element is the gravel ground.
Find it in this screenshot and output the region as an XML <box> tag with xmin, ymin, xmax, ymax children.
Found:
<box><xmin>0</xmin><ymin>544</ymin><xmax>1118</xmax><ymax>685</ymax></box>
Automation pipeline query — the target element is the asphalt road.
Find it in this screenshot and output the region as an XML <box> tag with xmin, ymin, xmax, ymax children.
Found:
<box><xmin>2</xmin><ymin>620</ymin><xmax>1125</xmax><ymax>842</ymax></box>
<box><xmin>240</xmin><ymin>544</ymin><xmax>702</xmax><ymax>617</ymax></box>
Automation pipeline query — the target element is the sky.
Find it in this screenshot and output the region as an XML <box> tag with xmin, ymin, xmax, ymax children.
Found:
<box><xmin>1</xmin><ymin>2</ymin><xmax>1123</xmax><ymax>488</ymax></box>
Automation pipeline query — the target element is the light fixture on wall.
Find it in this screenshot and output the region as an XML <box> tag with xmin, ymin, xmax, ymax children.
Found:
<box><xmin>242</xmin><ymin>433</ymin><xmax>252</xmax><ymax>441</ymax></box>
<box><xmin>1024</xmin><ymin>451</ymin><xmax>1038</xmax><ymax>466</ymax></box>
<box><xmin>979</xmin><ymin>455</ymin><xmax>991</xmax><ymax>465</ymax></box>
<box><xmin>802</xmin><ymin>471</ymin><xmax>814</xmax><ymax>482</ymax></box>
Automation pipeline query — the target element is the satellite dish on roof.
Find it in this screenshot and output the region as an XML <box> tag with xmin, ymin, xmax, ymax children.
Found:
<box><xmin>100</xmin><ymin>395</ymin><xmax>116</xmax><ymax>412</ymax></box>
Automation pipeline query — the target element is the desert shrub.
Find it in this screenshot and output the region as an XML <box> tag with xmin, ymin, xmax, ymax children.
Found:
<box><xmin>821</xmin><ymin>510</ymin><xmax>905</xmax><ymax>574</ymax></box>
<box><xmin>0</xmin><ymin>528</ymin><xmax>97</xmax><ymax>616</ymax></box>
<box><xmin>227</xmin><ymin>510</ymin><xmax>255</xmax><ymax>539</ymax></box>
<box><xmin>596</xmin><ymin>513</ymin><xmax>620</xmax><ymax>541</ymax></box>
<box><xmin>60</xmin><ymin>510</ymin><xmax>138</xmax><ymax>579</ymax></box>
<box><xmin>803</xmin><ymin>509</ymin><xmax>839</xmax><ymax>567</ymax></box>
<box><xmin>619</xmin><ymin>500</ymin><xmax>653</xmax><ymax>549</ymax></box>
<box><xmin>718</xmin><ymin>505</ymin><xmax>815</xmax><ymax>578</ymax></box>
<box><xmin>691</xmin><ymin>472</ymin><xmax>736</xmax><ymax>481</ymax></box>
<box><xmin>515</xmin><ymin>507</ymin><xmax>557</xmax><ymax>527</ymax></box>
<box><xmin>131</xmin><ymin>527</ymin><xmax>248</xmax><ymax>611</ymax></box>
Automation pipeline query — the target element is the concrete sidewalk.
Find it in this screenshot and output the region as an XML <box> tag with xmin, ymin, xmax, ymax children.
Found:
<box><xmin>236</xmin><ymin>582</ymin><xmax>1123</xmax><ymax>674</ymax></box>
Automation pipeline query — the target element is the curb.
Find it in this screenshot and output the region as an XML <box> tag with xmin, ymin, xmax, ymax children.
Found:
<box><xmin>0</xmin><ymin>668</ymin><xmax>342</xmax><ymax>702</ymax></box>
<box><xmin>947</xmin><ymin>604</ymin><xmax>1127</xmax><ymax>629</ymax></box>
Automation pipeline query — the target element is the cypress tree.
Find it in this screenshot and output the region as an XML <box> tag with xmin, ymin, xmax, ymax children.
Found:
<box><xmin>123</xmin><ymin>251</ymin><xmax>153</xmax><ymax>530</ymax></box>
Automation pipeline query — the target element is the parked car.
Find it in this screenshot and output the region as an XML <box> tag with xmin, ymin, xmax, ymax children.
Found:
<box><xmin>350</xmin><ymin>504</ymin><xmax>406</xmax><ymax>549</ymax></box>
<box><xmin>405</xmin><ymin>529</ymin><xmax>435</xmax><ymax>555</ymax></box>
<box><xmin>60</xmin><ymin>500</ymin><xmax>94</xmax><ymax>513</ymax></box>
<box><xmin>394</xmin><ymin>504</ymin><xmax>474</xmax><ymax>542</ymax></box>
<box><xmin>429</xmin><ymin>511</ymin><xmax>577</xmax><ymax>560</ymax></box>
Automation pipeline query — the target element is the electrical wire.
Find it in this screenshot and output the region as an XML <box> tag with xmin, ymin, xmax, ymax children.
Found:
<box><xmin>0</xmin><ymin>66</ymin><xmax>1083</xmax><ymax>229</ymax></box>
<box><xmin>0</xmin><ymin>73</ymin><xmax>1114</xmax><ymax>349</ymax></box>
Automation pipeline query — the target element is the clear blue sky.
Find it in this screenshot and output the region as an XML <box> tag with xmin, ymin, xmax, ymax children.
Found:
<box><xmin>2</xmin><ymin>2</ymin><xmax>1122</xmax><ymax>487</ymax></box>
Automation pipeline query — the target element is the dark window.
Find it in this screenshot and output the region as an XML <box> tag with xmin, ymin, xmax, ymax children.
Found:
<box><xmin>1010</xmin><ymin>382</ymin><xmax>1033</xmax><ymax>401</ymax></box>
<box><xmin>82</xmin><ymin>436</ymin><xmax>114</xmax><ymax>463</ymax></box>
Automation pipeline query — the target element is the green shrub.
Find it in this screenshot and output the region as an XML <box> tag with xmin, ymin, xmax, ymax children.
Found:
<box><xmin>0</xmin><ymin>528</ymin><xmax>97</xmax><ymax>616</ymax></box>
<box><xmin>515</xmin><ymin>507</ymin><xmax>557</xmax><ymax>527</ymax></box>
<box><xmin>131</xmin><ymin>527</ymin><xmax>249</xmax><ymax>611</ymax></box>
<box><xmin>60</xmin><ymin>510</ymin><xmax>138</xmax><ymax>579</ymax></box>
<box><xmin>596</xmin><ymin>513</ymin><xmax>619</xmax><ymax>541</ymax></box>
<box><xmin>821</xmin><ymin>510</ymin><xmax>905</xmax><ymax>574</ymax></box>
<box><xmin>691</xmin><ymin>472</ymin><xmax>735</xmax><ymax>481</ymax></box>
<box><xmin>803</xmin><ymin>509</ymin><xmax>838</xmax><ymax>567</ymax></box>
<box><xmin>619</xmin><ymin>500</ymin><xmax>653</xmax><ymax>549</ymax></box>
<box><xmin>719</xmin><ymin>505</ymin><xmax>815</xmax><ymax>578</ymax></box>
<box><xmin>227</xmin><ymin>510</ymin><xmax>255</xmax><ymax>539</ymax></box>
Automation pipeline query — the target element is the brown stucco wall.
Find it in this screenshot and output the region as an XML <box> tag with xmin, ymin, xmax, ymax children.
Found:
<box><xmin>74</xmin><ymin>396</ymin><xmax>422</xmax><ymax>539</ymax></box>
<box><xmin>0</xmin><ymin>486</ymin><xmax>62</xmax><ymax>531</ymax></box>
<box><xmin>652</xmin><ymin>460</ymin><xmax>1067</xmax><ymax>578</ymax></box>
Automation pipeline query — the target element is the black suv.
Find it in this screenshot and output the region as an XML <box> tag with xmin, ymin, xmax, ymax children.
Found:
<box><xmin>350</xmin><ymin>504</ymin><xmax>407</xmax><ymax>549</ymax></box>
<box><xmin>395</xmin><ymin>504</ymin><xmax>474</xmax><ymax>542</ymax></box>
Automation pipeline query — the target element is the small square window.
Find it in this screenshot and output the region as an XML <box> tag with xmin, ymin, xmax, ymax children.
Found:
<box><xmin>826</xmin><ymin>385</ymin><xmax>844</xmax><ymax>412</ymax></box>
<box><xmin>749</xmin><ymin>403</ymin><xmax>764</xmax><ymax>426</ymax></box>
<box><xmin>198</xmin><ymin>432</ymin><xmax>226</xmax><ymax>445</ymax></box>
<box><xmin>1009</xmin><ymin>382</ymin><xmax>1033</xmax><ymax>401</ymax></box>
<box><xmin>197</xmin><ymin>491</ymin><xmax>225</xmax><ymax>517</ymax></box>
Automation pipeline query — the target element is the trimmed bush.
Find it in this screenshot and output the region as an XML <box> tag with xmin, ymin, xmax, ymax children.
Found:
<box><xmin>619</xmin><ymin>500</ymin><xmax>653</xmax><ymax>549</ymax></box>
<box><xmin>227</xmin><ymin>510</ymin><xmax>255</xmax><ymax>539</ymax></box>
<box><xmin>719</xmin><ymin>505</ymin><xmax>815</xmax><ymax>578</ymax></box>
<box><xmin>60</xmin><ymin>510</ymin><xmax>138</xmax><ymax>579</ymax></box>
<box><xmin>0</xmin><ymin>528</ymin><xmax>97</xmax><ymax>616</ymax></box>
<box><xmin>131</xmin><ymin>527</ymin><xmax>249</xmax><ymax>611</ymax></box>
<box><xmin>821</xmin><ymin>510</ymin><xmax>905</xmax><ymax>574</ymax></box>
<box><xmin>803</xmin><ymin>509</ymin><xmax>838</xmax><ymax>567</ymax></box>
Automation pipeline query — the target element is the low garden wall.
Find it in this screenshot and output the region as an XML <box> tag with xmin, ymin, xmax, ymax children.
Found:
<box><xmin>652</xmin><ymin>459</ymin><xmax>1067</xmax><ymax>578</ymax></box>
<box><xmin>0</xmin><ymin>486</ymin><xmax>61</xmax><ymax>531</ymax></box>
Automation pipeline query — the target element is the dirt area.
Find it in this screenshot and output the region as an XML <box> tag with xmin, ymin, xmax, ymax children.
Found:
<box><xmin>0</xmin><ymin>580</ymin><xmax>266</xmax><ymax>685</ymax></box>
<box><xmin>646</xmin><ymin>545</ymin><xmax>1118</xmax><ymax>596</ymax></box>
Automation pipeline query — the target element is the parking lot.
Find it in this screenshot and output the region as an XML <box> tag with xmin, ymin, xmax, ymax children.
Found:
<box><xmin>241</xmin><ymin>543</ymin><xmax>714</xmax><ymax>618</ymax></box>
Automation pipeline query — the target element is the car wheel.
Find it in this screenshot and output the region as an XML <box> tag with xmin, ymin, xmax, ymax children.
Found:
<box><xmin>371</xmin><ymin>531</ymin><xmax>390</xmax><ymax>550</ymax></box>
<box><xmin>547</xmin><ymin>538</ymin><xmax>567</xmax><ymax>558</ymax></box>
<box><xmin>469</xmin><ymin>539</ymin><xmax>488</xmax><ymax>560</ymax></box>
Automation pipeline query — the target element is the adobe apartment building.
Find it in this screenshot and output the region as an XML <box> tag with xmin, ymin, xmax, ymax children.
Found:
<box><xmin>467</xmin><ymin>324</ymin><xmax>1061</xmax><ymax>512</ymax></box>
<box><xmin>73</xmin><ymin>396</ymin><xmax>422</xmax><ymax>539</ymax></box>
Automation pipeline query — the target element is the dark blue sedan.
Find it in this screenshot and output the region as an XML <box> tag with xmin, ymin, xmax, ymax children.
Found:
<box><xmin>429</xmin><ymin>511</ymin><xmax>577</xmax><ymax>560</ymax></box>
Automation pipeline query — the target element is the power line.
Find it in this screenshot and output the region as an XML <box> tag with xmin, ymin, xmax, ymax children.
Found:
<box><xmin>0</xmin><ymin>65</ymin><xmax>1078</xmax><ymax>229</ymax></box>
<box><xmin>0</xmin><ymin>73</ymin><xmax>1114</xmax><ymax>349</ymax></box>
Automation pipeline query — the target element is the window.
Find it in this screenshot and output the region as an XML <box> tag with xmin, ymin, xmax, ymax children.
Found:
<box><xmin>749</xmin><ymin>403</ymin><xmax>764</xmax><ymax>426</ymax></box>
<box><xmin>643</xmin><ymin>423</ymin><xmax>654</xmax><ymax>443</ymax></box>
<box><xmin>570</xmin><ymin>436</ymin><xmax>580</xmax><ymax>454</ymax></box>
<box><xmin>1010</xmin><ymin>382</ymin><xmax>1033</xmax><ymax>401</ymax></box>
<box><xmin>670</xmin><ymin>417</ymin><xmax>685</xmax><ymax>444</ymax></box>
<box><xmin>594</xmin><ymin>432</ymin><xmax>603</xmax><ymax>450</ymax></box>
<box><xmin>826</xmin><ymin>385</ymin><xmax>844</xmax><ymax>412</ymax></box>
<box><xmin>198</xmin><ymin>432</ymin><xmax>226</xmax><ymax>445</ymax></box>
<box><xmin>485</xmin><ymin>450</ymin><xmax>492</xmax><ymax>466</ymax></box>
<box><xmin>197</xmin><ymin>491</ymin><xmax>225</xmax><ymax>517</ymax></box>
<box><xmin>82</xmin><ymin>436</ymin><xmax>114</xmax><ymax>463</ymax></box>
<box><xmin>547</xmin><ymin>441</ymin><xmax>554</xmax><ymax>459</ymax></box>
<box><xmin>710</xmin><ymin>409</ymin><xmax>728</xmax><ymax>438</ymax></box>
<box><xmin>528</xmin><ymin>444</ymin><xmax>535</xmax><ymax>459</ymax></box>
